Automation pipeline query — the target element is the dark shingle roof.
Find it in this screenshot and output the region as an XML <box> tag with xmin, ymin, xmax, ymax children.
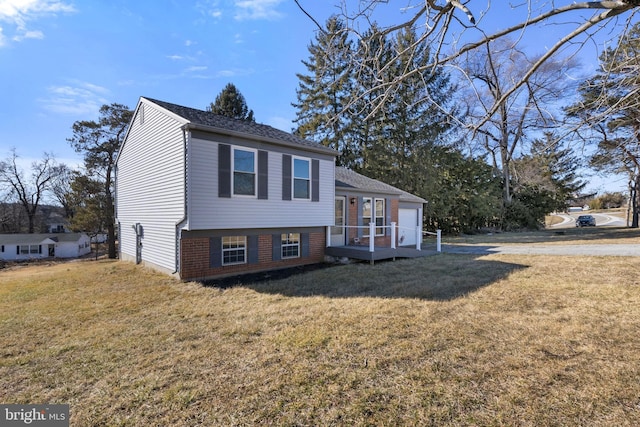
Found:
<box><xmin>144</xmin><ymin>97</ymin><xmax>336</xmax><ymax>155</ymax></box>
<box><xmin>0</xmin><ymin>233</ymin><xmax>88</xmax><ymax>245</ymax></box>
<box><xmin>335</xmin><ymin>167</ymin><xmax>426</xmax><ymax>204</ymax></box>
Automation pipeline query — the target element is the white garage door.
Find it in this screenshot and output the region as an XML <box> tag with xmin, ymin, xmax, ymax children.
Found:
<box><xmin>398</xmin><ymin>208</ymin><xmax>418</xmax><ymax>246</ymax></box>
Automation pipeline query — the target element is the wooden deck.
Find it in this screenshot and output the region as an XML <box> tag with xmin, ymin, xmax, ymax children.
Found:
<box><xmin>325</xmin><ymin>244</ymin><xmax>439</xmax><ymax>264</ymax></box>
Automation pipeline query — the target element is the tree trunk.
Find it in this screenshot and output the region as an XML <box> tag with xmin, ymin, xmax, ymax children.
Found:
<box><xmin>632</xmin><ymin>175</ymin><xmax>640</xmax><ymax>228</ymax></box>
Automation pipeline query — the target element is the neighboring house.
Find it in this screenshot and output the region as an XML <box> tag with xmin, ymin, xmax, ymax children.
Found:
<box><xmin>115</xmin><ymin>97</ymin><xmax>429</xmax><ymax>281</ymax></box>
<box><xmin>48</xmin><ymin>223</ymin><xmax>68</xmax><ymax>233</ymax></box>
<box><xmin>0</xmin><ymin>233</ymin><xmax>91</xmax><ymax>261</ymax></box>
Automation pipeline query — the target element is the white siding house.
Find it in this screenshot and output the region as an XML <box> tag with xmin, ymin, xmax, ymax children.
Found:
<box><xmin>116</xmin><ymin>97</ymin><xmax>338</xmax><ymax>280</ymax></box>
<box><xmin>0</xmin><ymin>233</ymin><xmax>91</xmax><ymax>261</ymax></box>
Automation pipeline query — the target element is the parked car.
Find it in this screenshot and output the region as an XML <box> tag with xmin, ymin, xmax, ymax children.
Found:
<box><xmin>576</xmin><ymin>215</ymin><xmax>596</xmax><ymax>227</ymax></box>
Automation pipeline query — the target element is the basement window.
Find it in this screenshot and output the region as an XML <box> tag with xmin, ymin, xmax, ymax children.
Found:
<box><xmin>222</xmin><ymin>236</ymin><xmax>246</xmax><ymax>265</ymax></box>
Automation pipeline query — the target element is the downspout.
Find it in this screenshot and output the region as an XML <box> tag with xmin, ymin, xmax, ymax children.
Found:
<box><xmin>173</xmin><ymin>125</ymin><xmax>190</xmax><ymax>274</ymax></box>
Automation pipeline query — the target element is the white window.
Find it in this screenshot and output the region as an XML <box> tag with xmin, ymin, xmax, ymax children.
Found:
<box><xmin>19</xmin><ymin>245</ymin><xmax>40</xmax><ymax>255</ymax></box>
<box><xmin>281</xmin><ymin>233</ymin><xmax>300</xmax><ymax>259</ymax></box>
<box><xmin>222</xmin><ymin>236</ymin><xmax>247</xmax><ymax>265</ymax></box>
<box><xmin>233</xmin><ymin>147</ymin><xmax>257</xmax><ymax>196</ymax></box>
<box><xmin>363</xmin><ymin>198</ymin><xmax>385</xmax><ymax>237</ymax></box>
<box><xmin>292</xmin><ymin>157</ymin><xmax>310</xmax><ymax>199</ymax></box>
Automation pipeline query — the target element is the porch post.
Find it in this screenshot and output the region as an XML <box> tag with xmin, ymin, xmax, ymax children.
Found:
<box><xmin>436</xmin><ymin>229</ymin><xmax>442</xmax><ymax>252</ymax></box>
<box><xmin>390</xmin><ymin>222</ymin><xmax>396</xmax><ymax>249</ymax></box>
<box><xmin>416</xmin><ymin>226</ymin><xmax>422</xmax><ymax>251</ymax></box>
<box><xmin>369</xmin><ymin>223</ymin><xmax>375</xmax><ymax>252</ymax></box>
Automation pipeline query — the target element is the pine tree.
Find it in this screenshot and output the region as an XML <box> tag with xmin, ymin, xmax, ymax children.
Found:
<box><xmin>293</xmin><ymin>16</ymin><xmax>355</xmax><ymax>167</ymax></box>
<box><xmin>209</xmin><ymin>83</ymin><xmax>255</xmax><ymax>122</ymax></box>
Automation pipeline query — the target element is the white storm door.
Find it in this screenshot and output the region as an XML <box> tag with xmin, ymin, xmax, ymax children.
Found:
<box><xmin>331</xmin><ymin>196</ymin><xmax>346</xmax><ymax>246</ymax></box>
<box><xmin>398</xmin><ymin>208</ymin><xmax>418</xmax><ymax>246</ymax></box>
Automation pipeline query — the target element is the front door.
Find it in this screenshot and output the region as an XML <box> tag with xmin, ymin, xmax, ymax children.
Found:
<box><xmin>331</xmin><ymin>196</ymin><xmax>346</xmax><ymax>246</ymax></box>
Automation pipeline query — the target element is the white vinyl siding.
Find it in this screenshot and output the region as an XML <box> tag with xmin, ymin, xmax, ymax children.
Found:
<box><xmin>116</xmin><ymin>100</ymin><xmax>186</xmax><ymax>272</ymax></box>
<box><xmin>188</xmin><ymin>137</ymin><xmax>335</xmax><ymax>230</ymax></box>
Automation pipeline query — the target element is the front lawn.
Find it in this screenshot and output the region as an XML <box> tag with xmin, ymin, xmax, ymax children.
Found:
<box><xmin>1</xmin><ymin>255</ymin><xmax>639</xmax><ymax>426</ymax></box>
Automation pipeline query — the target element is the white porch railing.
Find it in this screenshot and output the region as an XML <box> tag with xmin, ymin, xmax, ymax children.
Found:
<box><xmin>326</xmin><ymin>223</ymin><xmax>441</xmax><ymax>253</ymax></box>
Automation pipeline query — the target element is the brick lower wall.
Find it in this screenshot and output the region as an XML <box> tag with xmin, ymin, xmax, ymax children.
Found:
<box><xmin>180</xmin><ymin>230</ymin><xmax>326</xmax><ymax>281</ymax></box>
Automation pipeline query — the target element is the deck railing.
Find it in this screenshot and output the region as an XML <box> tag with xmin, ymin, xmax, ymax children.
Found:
<box><xmin>327</xmin><ymin>223</ymin><xmax>441</xmax><ymax>253</ymax></box>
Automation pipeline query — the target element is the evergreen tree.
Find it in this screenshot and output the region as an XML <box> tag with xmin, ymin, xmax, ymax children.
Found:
<box><xmin>293</xmin><ymin>16</ymin><xmax>355</xmax><ymax>167</ymax></box>
<box><xmin>359</xmin><ymin>26</ymin><xmax>454</xmax><ymax>195</ymax></box>
<box><xmin>209</xmin><ymin>83</ymin><xmax>255</xmax><ymax>122</ymax></box>
<box><xmin>511</xmin><ymin>133</ymin><xmax>586</xmax><ymax>215</ymax></box>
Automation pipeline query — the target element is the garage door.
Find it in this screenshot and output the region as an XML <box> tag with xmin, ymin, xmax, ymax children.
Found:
<box><xmin>398</xmin><ymin>208</ymin><xmax>418</xmax><ymax>246</ymax></box>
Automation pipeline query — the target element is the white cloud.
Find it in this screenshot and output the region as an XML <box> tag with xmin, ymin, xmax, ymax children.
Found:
<box><xmin>0</xmin><ymin>0</ymin><xmax>75</xmax><ymax>46</ymax></box>
<box><xmin>39</xmin><ymin>81</ymin><xmax>110</xmax><ymax>116</ymax></box>
<box><xmin>185</xmin><ymin>65</ymin><xmax>208</xmax><ymax>72</ymax></box>
<box><xmin>234</xmin><ymin>0</ymin><xmax>283</xmax><ymax>21</ymax></box>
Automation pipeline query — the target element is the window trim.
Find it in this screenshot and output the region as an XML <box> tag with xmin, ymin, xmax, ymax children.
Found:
<box><xmin>221</xmin><ymin>236</ymin><xmax>247</xmax><ymax>266</ymax></box>
<box><xmin>292</xmin><ymin>156</ymin><xmax>311</xmax><ymax>200</ymax></box>
<box><xmin>362</xmin><ymin>197</ymin><xmax>385</xmax><ymax>237</ymax></box>
<box><xmin>281</xmin><ymin>233</ymin><xmax>300</xmax><ymax>259</ymax></box>
<box><xmin>232</xmin><ymin>146</ymin><xmax>258</xmax><ymax>198</ymax></box>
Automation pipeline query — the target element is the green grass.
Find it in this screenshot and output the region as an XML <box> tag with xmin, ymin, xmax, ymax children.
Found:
<box><xmin>1</xmin><ymin>245</ymin><xmax>639</xmax><ymax>425</ymax></box>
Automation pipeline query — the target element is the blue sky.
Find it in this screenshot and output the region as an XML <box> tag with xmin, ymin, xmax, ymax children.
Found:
<box><xmin>0</xmin><ymin>0</ymin><xmax>632</xmax><ymax>194</ymax></box>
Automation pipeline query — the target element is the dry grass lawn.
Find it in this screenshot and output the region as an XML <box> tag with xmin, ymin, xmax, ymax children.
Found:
<box><xmin>449</xmin><ymin>225</ymin><xmax>640</xmax><ymax>246</ymax></box>
<box><xmin>1</xmin><ymin>248</ymin><xmax>639</xmax><ymax>426</ymax></box>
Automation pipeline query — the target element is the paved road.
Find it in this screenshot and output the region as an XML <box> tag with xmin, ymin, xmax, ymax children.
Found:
<box><xmin>441</xmin><ymin>211</ymin><xmax>639</xmax><ymax>256</ymax></box>
<box><xmin>550</xmin><ymin>212</ymin><xmax>627</xmax><ymax>228</ymax></box>
<box><xmin>442</xmin><ymin>243</ymin><xmax>640</xmax><ymax>256</ymax></box>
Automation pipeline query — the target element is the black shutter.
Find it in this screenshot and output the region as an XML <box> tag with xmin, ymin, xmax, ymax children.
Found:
<box><xmin>258</xmin><ymin>150</ymin><xmax>268</xmax><ymax>200</ymax></box>
<box><xmin>301</xmin><ymin>233</ymin><xmax>310</xmax><ymax>257</ymax></box>
<box><xmin>311</xmin><ymin>159</ymin><xmax>320</xmax><ymax>202</ymax></box>
<box><xmin>282</xmin><ymin>154</ymin><xmax>292</xmax><ymax>201</ymax></box>
<box><xmin>39</xmin><ymin>245</ymin><xmax>42</xmax><ymax>254</ymax></box>
<box><xmin>272</xmin><ymin>234</ymin><xmax>282</xmax><ymax>261</ymax></box>
<box><xmin>218</xmin><ymin>144</ymin><xmax>231</xmax><ymax>198</ymax></box>
<box><xmin>16</xmin><ymin>245</ymin><xmax>19</xmax><ymax>255</ymax></box>
<box><xmin>248</xmin><ymin>235</ymin><xmax>259</xmax><ymax>264</ymax></box>
<box><xmin>209</xmin><ymin>237</ymin><xmax>222</xmax><ymax>268</ymax></box>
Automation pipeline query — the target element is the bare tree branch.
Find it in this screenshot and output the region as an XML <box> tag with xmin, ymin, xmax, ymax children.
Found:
<box><xmin>295</xmin><ymin>1</ymin><xmax>640</xmax><ymax>128</ymax></box>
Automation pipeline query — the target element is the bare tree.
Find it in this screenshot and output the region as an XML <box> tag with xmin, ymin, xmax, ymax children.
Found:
<box><xmin>459</xmin><ymin>38</ymin><xmax>579</xmax><ymax>204</ymax></box>
<box><xmin>0</xmin><ymin>150</ymin><xmax>60</xmax><ymax>233</ymax></box>
<box><xmin>294</xmin><ymin>1</ymin><xmax>640</xmax><ymax>127</ymax></box>
<box><xmin>50</xmin><ymin>163</ymin><xmax>75</xmax><ymax>220</ymax></box>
